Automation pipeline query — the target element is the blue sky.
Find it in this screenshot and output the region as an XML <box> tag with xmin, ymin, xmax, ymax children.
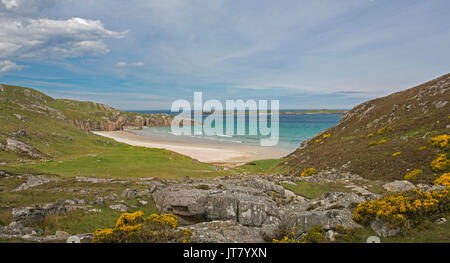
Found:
<box><xmin>0</xmin><ymin>0</ymin><xmax>449</xmax><ymax>110</ymax></box>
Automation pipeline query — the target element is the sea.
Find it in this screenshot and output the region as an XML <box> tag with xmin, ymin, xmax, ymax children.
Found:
<box><xmin>128</xmin><ymin>110</ymin><xmax>342</xmax><ymax>151</ymax></box>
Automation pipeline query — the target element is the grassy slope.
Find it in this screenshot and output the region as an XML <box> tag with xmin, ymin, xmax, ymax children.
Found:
<box><xmin>0</xmin><ymin>84</ymin><xmax>228</xmax><ymax>180</ymax></box>
<box><xmin>283</xmin><ymin>74</ymin><xmax>450</xmax><ymax>183</ymax></box>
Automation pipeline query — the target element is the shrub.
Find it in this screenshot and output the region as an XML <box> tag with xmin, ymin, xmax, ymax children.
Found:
<box><xmin>315</xmin><ymin>138</ymin><xmax>323</xmax><ymax>144</ymax></box>
<box><xmin>378</xmin><ymin>139</ymin><xmax>387</xmax><ymax>144</ymax></box>
<box><xmin>303</xmin><ymin>225</ymin><xmax>326</xmax><ymax>243</ymax></box>
<box><xmin>392</xmin><ymin>152</ymin><xmax>401</xmax><ymax>157</ymax></box>
<box><xmin>92</xmin><ymin>211</ymin><xmax>189</xmax><ymax>243</ymax></box>
<box><xmin>428</xmin><ymin>134</ymin><xmax>449</xmax><ymax>149</ymax></box>
<box><xmin>430</xmin><ymin>153</ymin><xmax>449</xmax><ymax>172</ymax></box>
<box><xmin>376</xmin><ymin>127</ymin><xmax>392</xmax><ymax>136</ymax></box>
<box><xmin>418</xmin><ymin>146</ymin><xmax>427</xmax><ymax>151</ymax></box>
<box><xmin>369</xmin><ymin>141</ymin><xmax>377</xmax><ymax>147</ymax></box>
<box><xmin>404</xmin><ymin>169</ymin><xmax>423</xmax><ymax>180</ymax></box>
<box><xmin>322</xmin><ymin>133</ymin><xmax>331</xmax><ymax>139</ymax></box>
<box><xmin>353</xmin><ymin>188</ymin><xmax>449</xmax><ymax>229</ymax></box>
<box><xmin>367</xmin><ymin>133</ymin><xmax>374</xmax><ymax>139</ymax></box>
<box><xmin>434</xmin><ymin>173</ymin><xmax>450</xmax><ymax>187</ymax></box>
<box><xmin>300</xmin><ymin>168</ymin><xmax>317</xmax><ymax>177</ymax></box>
<box><xmin>273</xmin><ymin>225</ymin><xmax>325</xmax><ymax>243</ymax></box>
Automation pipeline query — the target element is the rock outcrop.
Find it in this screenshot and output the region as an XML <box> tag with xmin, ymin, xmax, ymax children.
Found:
<box><xmin>152</xmin><ymin>174</ymin><xmax>374</xmax><ymax>242</ymax></box>
<box><xmin>66</xmin><ymin>112</ymin><xmax>172</xmax><ymax>132</ymax></box>
<box><xmin>5</xmin><ymin>138</ymin><xmax>49</xmax><ymax>159</ymax></box>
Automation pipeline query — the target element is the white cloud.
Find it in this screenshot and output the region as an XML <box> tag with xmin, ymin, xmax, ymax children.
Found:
<box><xmin>115</xmin><ymin>61</ymin><xmax>144</xmax><ymax>67</ymax></box>
<box><xmin>1</xmin><ymin>0</ymin><xmax>55</xmax><ymax>14</ymax></box>
<box><xmin>0</xmin><ymin>16</ymin><xmax>127</xmax><ymax>60</ymax></box>
<box><xmin>0</xmin><ymin>59</ymin><xmax>24</xmax><ymax>72</ymax></box>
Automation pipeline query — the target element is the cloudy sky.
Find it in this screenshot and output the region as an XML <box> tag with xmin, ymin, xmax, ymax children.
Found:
<box><xmin>0</xmin><ymin>0</ymin><xmax>449</xmax><ymax>110</ymax></box>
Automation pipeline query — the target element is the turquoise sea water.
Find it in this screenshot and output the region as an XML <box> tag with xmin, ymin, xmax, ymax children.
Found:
<box><xmin>131</xmin><ymin>111</ymin><xmax>342</xmax><ymax>151</ymax></box>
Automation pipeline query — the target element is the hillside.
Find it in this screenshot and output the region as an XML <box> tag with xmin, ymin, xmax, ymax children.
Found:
<box><xmin>284</xmin><ymin>74</ymin><xmax>450</xmax><ymax>183</ymax></box>
<box><xmin>0</xmin><ymin>84</ymin><xmax>172</xmax><ymax>162</ymax></box>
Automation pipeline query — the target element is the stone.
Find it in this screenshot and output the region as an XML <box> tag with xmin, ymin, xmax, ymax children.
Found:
<box><xmin>316</xmin><ymin>192</ymin><xmax>374</xmax><ymax>209</ymax></box>
<box><xmin>187</xmin><ymin>220</ymin><xmax>265</xmax><ymax>243</ymax></box>
<box><xmin>153</xmin><ymin>178</ymin><xmax>282</xmax><ymax>226</ymax></box>
<box><xmin>383</xmin><ymin>180</ymin><xmax>416</xmax><ymax>192</ymax></box>
<box><xmin>281</xmin><ymin>209</ymin><xmax>361</xmax><ymax>234</ymax></box>
<box><xmin>138</xmin><ymin>200</ymin><xmax>148</xmax><ymax>206</ymax></box>
<box><xmin>370</xmin><ymin>218</ymin><xmax>403</xmax><ymax>237</ymax></box>
<box><xmin>435</xmin><ymin>218</ymin><xmax>447</xmax><ymax>225</ymax></box>
<box><xmin>109</xmin><ymin>204</ymin><xmax>128</xmax><ymax>212</ymax></box>
<box><xmin>95</xmin><ymin>197</ymin><xmax>104</xmax><ymax>204</ymax></box>
<box><xmin>12</xmin><ymin>203</ymin><xmax>67</xmax><ymax>223</ymax></box>
<box><xmin>55</xmin><ymin>231</ymin><xmax>70</xmax><ymax>239</ymax></box>
<box><xmin>121</xmin><ymin>188</ymin><xmax>138</xmax><ymax>199</ymax></box>
<box><xmin>325</xmin><ymin>230</ymin><xmax>337</xmax><ymax>241</ymax></box>
<box><xmin>5</xmin><ymin>138</ymin><xmax>47</xmax><ymax>159</ymax></box>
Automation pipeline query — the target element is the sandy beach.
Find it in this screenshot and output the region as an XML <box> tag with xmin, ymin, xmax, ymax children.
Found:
<box><xmin>92</xmin><ymin>131</ymin><xmax>291</xmax><ymax>165</ymax></box>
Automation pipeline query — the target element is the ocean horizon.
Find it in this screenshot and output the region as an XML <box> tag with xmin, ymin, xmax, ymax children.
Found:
<box><xmin>129</xmin><ymin>110</ymin><xmax>343</xmax><ymax>151</ymax></box>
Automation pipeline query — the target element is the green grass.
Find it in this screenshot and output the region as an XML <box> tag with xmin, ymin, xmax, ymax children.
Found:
<box><xmin>281</xmin><ymin>181</ymin><xmax>353</xmax><ymax>199</ymax></box>
<box><xmin>1</xmin><ymin>145</ymin><xmax>229</xmax><ymax>180</ymax></box>
<box><xmin>236</xmin><ymin>159</ymin><xmax>286</xmax><ymax>175</ymax></box>
<box><xmin>382</xmin><ymin>215</ymin><xmax>450</xmax><ymax>243</ymax></box>
<box><xmin>40</xmin><ymin>202</ymin><xmax>159</xmax><ymax>235</ymax></box>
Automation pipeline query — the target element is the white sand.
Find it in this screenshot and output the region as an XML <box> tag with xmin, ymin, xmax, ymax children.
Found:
<box><xmin>92</xmin><ymin>131</ymin><xmax>291</xmax><ymax>164</ymax></box>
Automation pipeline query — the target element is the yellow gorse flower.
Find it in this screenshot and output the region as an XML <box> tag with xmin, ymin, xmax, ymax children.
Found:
<box><xmin>428</xmin><ymin>134</ymin><xmax>449</xmax><ymax>149</ymax></box>
<box><xmin>404</xmin><ymin>169</ymin><xmax>423</xmax><ymax>180</ymax></box>
<box><xmin>431</xmin><ymin>153</ymin><xmax>449</xmax><ymax>172</ymax></box>
<box><xmin>300</xmin><ymin>168</ymin><xmax>317</xmax><ymax>177</ymax></box>
<box><xmin>353</xmin><ymin>188</ymin><xmax>449</xmax><ymax>229</ymax></box>
<box><xmin>434</xmin><ymin>173</ymin><xmax>450</xmax><ymax>187</ymax></box>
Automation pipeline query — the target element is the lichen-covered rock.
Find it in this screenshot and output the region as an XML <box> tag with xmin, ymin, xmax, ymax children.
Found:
<box><xmin>152</xmin><ymin>177</ymin><xmax>284</xmax><ymax>226</ymax></box>
<box><xmin>120</xmin><ymin>188</ymin><xmax>138</xmax><ymax>199</ymax></box>
<box><xmin>370</xmin><ymin>218</ymin><xmax>403</xmax><ymax>237</ymax></box>
<box><xmin>186</xmin><ymin>220</ymin><xmax>265</xmax><ymax>243</ymax></box>
<box><xmin>5</xmin><ymin>138</ymin><xmax>48</xmax><ymax>159</ymax></box>
<box><xmin>109</xmin><ymin>204</ymin><xmax>128</xmax><ymax>212</ymax></box>
<box><xmin>383</xmin><ymin>180</ymin><xmax>416</xmax><ymax>192</ymax></box>
<box><xmin>281</xmin><ymin>209</ymin><xmax>361</xmax><ymax>234</ymax></box>
<box><xmin>14</xmin><ymin>175</ymin><xmax>57</xmax><ymax>191</ymax></box>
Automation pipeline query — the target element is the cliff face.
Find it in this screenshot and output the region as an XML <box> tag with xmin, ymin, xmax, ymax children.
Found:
<box><xmin>66</xmin><ymin>115</ymin><xmax>172</xmax><ymax>132</ymax></box>
<box><xmin>64</xmin><ymin>108</ymin><xmax>172</xmax><ymax>132</ymax></box>
<box><xmin>284</xmin><ymin>74</ymin><xmax>450</xmax><ymax>183</ymax></box>
<box><xmin>55</xmin><ymin>98</ymin><xmax>173</xmax><ymax>132</ymax></box>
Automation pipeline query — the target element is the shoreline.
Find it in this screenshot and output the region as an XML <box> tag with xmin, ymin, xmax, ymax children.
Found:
<box><xmin>92</xmin><ymin>130</ymin><xmax>292</xmax><ymax>165</ymax></box>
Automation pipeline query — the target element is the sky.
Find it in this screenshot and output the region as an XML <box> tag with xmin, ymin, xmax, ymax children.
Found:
<box><xmin>0</xmin><ymin>0</ymin><xmax>449</xmax><ymax>110</ymax></box>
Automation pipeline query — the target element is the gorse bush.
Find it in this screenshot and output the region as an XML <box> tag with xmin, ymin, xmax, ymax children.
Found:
<box><xmin>376</xmin><ymin>127</ymin><xmax>392</xmax><ymax>136</ymax></box>
<box><xmin>303</xmin><ymin>225</ymin><xmax>326</xmax><ymax>243</ymax></box>
<box><xmin>404</xmin><ymin>169</ymin><xmax>423</xmax><ymax>180</ymax></box>
<box><xmin>429</xmin><ymin>134</ymin><xmax>449</xmax><ymax>149</ymax></box>
<box><xmin>353</xmin><ymin>188</ymin><xmax>449</xmax><ymax>229</ymax></box>
<box><xmin>300</xmin><ymin>168</ymin><xmax>317</xmax><ymax>177</ymax></box>
<box><xmin>315</xmin><ymin>133</ymin><xmax>331</xmax><ymax>144</ymax></box>
<box><xmin>92</xmin><ymin>211</ymin><xmax>191</xmax><ymax>243</ymax></box>
<box><xmin>430</xmin><ymin>153</ymin><xmax>449</xmax><ymax>172</ymax></box>
<box><xmin>434</xmin><ymin>173</ymin><xmax>450</xmax><ymax>187</ymax></box>
<box><xmin>273</xmin><ymin>224</ymin><xmax>325</xmax><ymax>243</ymax></box>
